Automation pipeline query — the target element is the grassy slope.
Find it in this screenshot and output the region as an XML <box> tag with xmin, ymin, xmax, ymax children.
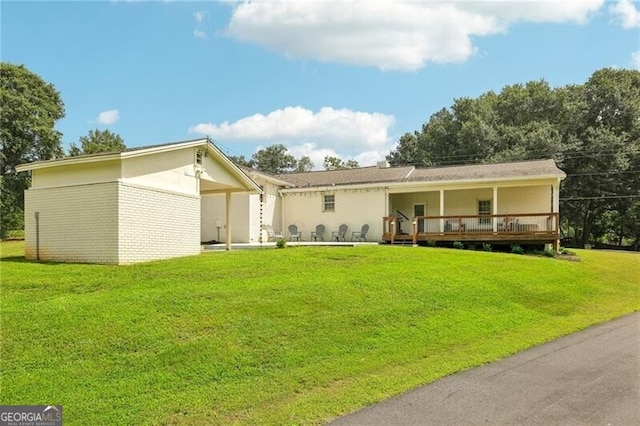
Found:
<box><xmin>1</xmin><ymin>241</ymin><xmax>638</xmax><ymax>425</ymax></box>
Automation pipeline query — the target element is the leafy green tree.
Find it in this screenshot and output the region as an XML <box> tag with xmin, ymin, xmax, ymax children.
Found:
<box><xmin>323</xmin><ymin>156</ymin><xmax>359</xmax><ymax>170</ymax></box>
<box><xmin>0</xmin><ymin>63</ymin><xmax>65</xmax><ymax>236</ymax></box>
<box><xmin>232</xmin><ymin>147</ymin><xmax>313</xmax><ymax>173</ymax></box>
<box><xmin>251</xmin><ymin>144</ymin><xmax>297</xmax><ymax>174</ymax></box>
<box><xmin>294</xmin><ymin>156</ymin><xmax>314</xmax><ymax>172</ymax></box>
<box><xmin>69</xmin><ymin>129</ymin><xmax>125</xmax><ymax>156</ymax></box>
<box><xmin>386</xmin><ymin>68</ymin><xmax>640</xmax><ymax>247</ymax></box>
<box><xmin>228</xmin><ymin>155</ymin><xmax>253</xmax><ymax>168</ymax></box>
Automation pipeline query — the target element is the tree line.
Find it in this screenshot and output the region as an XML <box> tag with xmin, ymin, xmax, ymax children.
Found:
<box><xmin>2</xmin><ymin>62</ymin><xmax>638</xmax><ymax>247</ymax></box>
<box><xmin>387</xmin><ymin>68</ymin><xmax>640</xmax><ymax>248</ymax></box>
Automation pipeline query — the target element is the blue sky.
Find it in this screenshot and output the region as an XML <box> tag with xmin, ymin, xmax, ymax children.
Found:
<box><xmin>2</xmin><ymin>0</ymin><xmax>639</xmax><ymax>168</ymax></box>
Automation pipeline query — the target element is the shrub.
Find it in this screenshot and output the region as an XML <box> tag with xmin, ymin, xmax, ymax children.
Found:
<box><xmin>276</xmin><ymin>238</ymin><xmax>287</xmax><ymax>249</ymax></box>
<box><xmin>453</xmin><ymin>241</ymin><xmax>464</xmax><ymax>250</ymax></box>
<box><xmin>511</xmin><ymin>244</ymin><xmax>524</xmax><ymax>255</ymax></box>
<box><xmin>544</xmin><ymin>247</ymin><xmax>556</xmax><ymax>257</ymax></box>
<box><xmin>426</xmin><ymin>240</ymin><xmax>437</xmax><ymax>247</ymax></box>
<box><xmin>482</xmin><ymin>243</ymin><xmax>492</xmax><ymax>252</ymax></box>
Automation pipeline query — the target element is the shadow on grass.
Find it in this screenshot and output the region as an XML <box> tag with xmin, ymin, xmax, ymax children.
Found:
<box><xmin>1</xmin><ymin>256</ymin><xmax>68</xmax><ymax>265</ymax></box>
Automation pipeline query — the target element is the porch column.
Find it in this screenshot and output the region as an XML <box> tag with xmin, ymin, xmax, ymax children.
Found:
<box><xmin>552</xmin><ymin>181</ymin><xmax>560</xmax><ymax>213</ymax></box>
<box><xmin>439</xmin><ymin>190</ymin><xmax>445</xmax><ymax>233</ymax></box>
<box><xmin>553</xmin><ymin>180</ymin><xmax>560</xmax><ymax>236</ymax></box>
<box><xmin>492</xmin><ymin>186</ymin><xmax>498</xmax><ymax>232</ymax></box>
<box><xmin>225</xmin><ymin>191</ymin><xmax>231</xmax><ymax>251</ymax></box>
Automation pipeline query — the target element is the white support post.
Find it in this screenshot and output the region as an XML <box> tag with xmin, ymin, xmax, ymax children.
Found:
<box><xmin>492</xmin><ymin>186</ymin><xmax>498</xmax><ymax>232</ymax></box>
<box><xmin>439</xmin><ymin>190</ymin><xmax>445</xmax><ymax>233</ymax></box>
<box><xmin>225</xmin><ymin>191</ymin><xmax>231</xmax><ymax>251</ymax></box>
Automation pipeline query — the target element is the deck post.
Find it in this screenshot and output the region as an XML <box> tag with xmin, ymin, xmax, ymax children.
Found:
<box><xmin>492</xmin><ymin>186</ymin><xmax>498</xmax><ymax>232</ymax></box>
<box><xmin>439</xmin><ymin>190</ymin><xmax>445</xmax><ymax>233</ymax></box>
<box><xmin>412</xmin><ymin>221</ymin><xmax>417</xmax><ymax>246</ymax></box>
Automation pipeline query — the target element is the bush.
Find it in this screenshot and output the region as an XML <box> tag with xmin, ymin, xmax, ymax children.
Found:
<box><xmin>511</xmin><ymin>244</ymin><xmax>524</xmax><ymax>255</ymax></box>
<box><xmin>544</xmin><ymin>247</ymin><xmax>556</xmax><ymax>257</ymax></box>
<box><xmin>276</xmin><ymin>238</ymin><xmax>287</xmax><ymax>249</ymax></box>
<box><xmin>426</xmin><ymin>240</ymin><xmax>437</xmax><ymax>247</ymax></box>
<box><xmin>482</xmin><ymin>243</ymin><xmax>492</xmax><ymax>252</ymax></box>
<box><xmin>453</xmin><ymin>241</ymin><xmax>464</xmax><ymax>250</ymax></box>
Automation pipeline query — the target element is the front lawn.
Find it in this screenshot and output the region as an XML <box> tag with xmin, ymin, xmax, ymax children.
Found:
<box><xmin>1</xmin><ymin>241</ymin><xmax>638</xmax><ymax>424</ymax></box>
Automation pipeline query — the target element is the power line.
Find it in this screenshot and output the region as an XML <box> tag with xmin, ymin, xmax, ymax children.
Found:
<box><xmin>560</xmin><ymin>195</ymin><xmax>640</xmax><ymax>201</ymax></box>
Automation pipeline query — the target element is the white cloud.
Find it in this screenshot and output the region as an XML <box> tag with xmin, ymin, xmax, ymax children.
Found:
<box><xmin>610</xmin><ymin>0</ymin><xmax>640</xmax><ymax>28</ymax></box>
<box><xmin>224</xmin><ymin>0</ymin><xmax>604</xmax><ymax>71</ymax></box>
<box><xmin>189</xmin><ymin>106</ymin><xmax>396</xmax><ymax>166</ymax></box>
<box><xmin>96</xmin><ymin>109</ymin><xmax>119</xmax><ymax>125</ymax></box>
<box><xmin>194</xmin><ymin>11</ymin><xmax>207</xmax><ymax>24</ymax></box>
<box><xmin>193</xmin><ymin>10</ymin><xmax>208</xmax><ymax>39</ymax></box>
<box><xmin>632</xmin><ymin>50</ymin><xmax>640</xmax><ymax>69</ymax></box>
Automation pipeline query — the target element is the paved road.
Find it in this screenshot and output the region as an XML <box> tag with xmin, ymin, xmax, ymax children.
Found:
<box><xmin>331</xmin><ymin>312</ymin><xmax>640</xmax><ymax>425</ymax></box>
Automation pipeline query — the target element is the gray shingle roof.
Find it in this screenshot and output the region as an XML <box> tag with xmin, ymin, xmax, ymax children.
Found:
<box><xmin>407</xmin><ymin>159</ymin><xmax>565</xmax><ymax>182</ymax></box>
<box><xmin>275</xmin><ymin>165</ymin><xmax>415</xmax><ymax>187</ymax></box>
<box><xmin>274</xmin><ymin>159</ymin><xmax>564</xmax><ymax>188</ymax></box>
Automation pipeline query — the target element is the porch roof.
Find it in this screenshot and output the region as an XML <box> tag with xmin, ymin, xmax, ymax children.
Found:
<box><xmin>406</xmin><ymin>159</ymin><xmax>565</xmax><ymax>182</ymax></box>
<box><xmin>275</xmin><ymin>159</ymin><xmax>565</xmax><ymax>189</ymax></box>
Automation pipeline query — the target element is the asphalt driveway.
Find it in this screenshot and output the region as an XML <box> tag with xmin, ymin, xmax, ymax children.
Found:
<box><xmin>330</xmin><ymin>312</ymin><xmax>640</xmax><ymax>425</ymax></box>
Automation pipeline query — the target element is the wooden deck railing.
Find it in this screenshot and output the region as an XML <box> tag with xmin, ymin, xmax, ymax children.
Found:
<box><xmin>383</xmin><ymin>213</ymin><xmax>559</xmax><ymax>245</ymax></box>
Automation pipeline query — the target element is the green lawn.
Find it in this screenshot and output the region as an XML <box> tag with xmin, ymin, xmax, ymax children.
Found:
<box><xmin>1</xmin><ymin>241</ymin><xmax>638</xmax><ymax>425</ymax></box>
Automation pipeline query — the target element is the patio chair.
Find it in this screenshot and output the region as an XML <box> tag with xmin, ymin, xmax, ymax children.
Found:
<box><xmin>351</xmin><ymin>224</ymin><xmax>369</xmax><ymax>242</ymax></box>
<box><xmin>262</xmin><ymin>224</ymin><xmax>283</xmax><ymax>242</ymax></box>
<box><xmin>288</xmin><ymin>224</ymin><xmax>302</xmax><ymax>241</ymax></box>
<box><xmin>311</xmin><ymin>224</ymin><xmax>325</xmax><ymax>241</ymax></box>
<box><xmin>332</xmin><ymin>224</ymin><xmax>348</xmax><ymax>242</ymax></box>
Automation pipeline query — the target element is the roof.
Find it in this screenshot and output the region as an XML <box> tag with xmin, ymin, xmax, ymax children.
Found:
<box><xmin>406</xmin><ymin>159</ymin><xmax>566</xmax><ymax>182</ymax></box>
<box><xmin>15</xmin><ymin>138</ymin><xmax>211</xmax><ymax>172</ymax></box>
<box><xmin>275</xmin><ymin>165</ymin><xmax>415</xmax><ymax>187</ymax></box>
<box><xmin>275</xmin><ymin>159</ymin><xmax>565</xmax><ymax>189</ymax></box>
<box><xmin>15</xmin><ymin>138</ymin><xmax>262</xmax><ymax>193</ymax></box>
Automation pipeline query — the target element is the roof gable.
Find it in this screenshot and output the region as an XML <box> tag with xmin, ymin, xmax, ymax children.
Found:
<box><xmin>16</xmin><ymin>138</ymin><xmax>261</xmax><ymax>194</ymax></box>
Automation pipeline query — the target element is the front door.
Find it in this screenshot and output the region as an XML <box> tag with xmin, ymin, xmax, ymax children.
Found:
<box><xmin>414</xmin><ymin>204</ymin><xmax>426</xmax><ymax>233</ymax></box>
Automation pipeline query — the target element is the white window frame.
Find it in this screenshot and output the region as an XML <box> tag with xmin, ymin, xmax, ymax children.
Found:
<box><xmin>323</xmin><ymin>194</ymin><xmax>335</xmax><ymax>212</ymax></box>
<box><xmin>478</xmin><ymin>200</ymin><xmax>491</xmax><ymax>225</ymax></box>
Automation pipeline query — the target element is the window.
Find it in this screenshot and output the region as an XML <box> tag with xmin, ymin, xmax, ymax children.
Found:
<box><xmin>323</xmin><ymin>194</ymin><xmax>335</xmax><ymax>212</ymax></box>
<box><xmin>195</xmin><ymin>150</ymin><xmax>204</xmax><ymax>166</ymax></box>
<box><xmin>478</xmin><ymin>200</ymin><xmax>491</xmax><ymax>225</ymax></box>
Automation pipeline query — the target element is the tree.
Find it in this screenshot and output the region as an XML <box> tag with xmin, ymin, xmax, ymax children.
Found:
<box><xmin>386</xmin><ymin>68</ymin><xmax>640</xmax><ymax>247</ymax></box>
<box><xmin>69</xmin><ymin>129</ymin><xmax>125</xmax><ymax>156</ymax></box>
<box><xmin>250</xmin><ymin>144</ymin><xmax>297</xmax><ymax>174</ymax></box>
<box><xmin>294</xmin><ymin>156</ymin><xmax>314</xmax><ymax>172</ymax></box>
<box><xmin>323</xmin><ymin>156</ymin><xmax>359</xmax><ymax>170</ymax></box>
<box><xmin>228</xmin><ymin>155</ymin><xmax>253</xmax><ymax>168</ymax></box>
<box><xmin>1</xmin><ymin>63</ymin><xmax>65</xmax><ymax>237</ymax></box>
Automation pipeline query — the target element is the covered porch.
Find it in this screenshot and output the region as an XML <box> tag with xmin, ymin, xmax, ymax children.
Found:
<box><xmin>382</xmin><ymin>181</ymin><xmax>561</xmax><ymax>248</ymax></box>
<box><xmin>383</xmin><ymin>212</ymin><xmax>559</xmax><ymax>247</ymax></box>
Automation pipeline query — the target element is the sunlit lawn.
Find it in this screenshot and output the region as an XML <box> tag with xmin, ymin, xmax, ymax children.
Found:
<box><xmin>1</xmin><ymin>241</ymin><xmax>638</xmax><ymax>424</ymax></box>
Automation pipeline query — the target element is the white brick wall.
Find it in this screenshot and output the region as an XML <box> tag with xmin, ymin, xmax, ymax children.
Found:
<box><xmin>118</xmin><ymin>182</ymin><xmax>201</xmax><ymax>264</ymax></box>
<box><xmin>24</xmin><ymin>182</ymin><xmax>120</xmax><ymax>264</ymax></box>
<box><xmin>23</xmin><ymin>181</ymin><xmax>201</xmax><ymax>264</ymax></box>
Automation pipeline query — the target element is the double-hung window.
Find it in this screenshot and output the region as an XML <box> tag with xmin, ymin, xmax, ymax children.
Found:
<box><xmin>323</xmin><ymin>194</ymin><xmax>335</xmax><ymax>212</ymax></box>
<box><xmin>478</xmin><ymin>200</ymin><xmax>491</xmax><ymax>225</ymax></box>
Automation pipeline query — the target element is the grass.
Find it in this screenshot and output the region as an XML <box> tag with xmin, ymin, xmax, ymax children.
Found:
<box><xmin>1</xmin><ymin>241</ymin><xmax>638</xmax><ymax>425</ymax></box>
